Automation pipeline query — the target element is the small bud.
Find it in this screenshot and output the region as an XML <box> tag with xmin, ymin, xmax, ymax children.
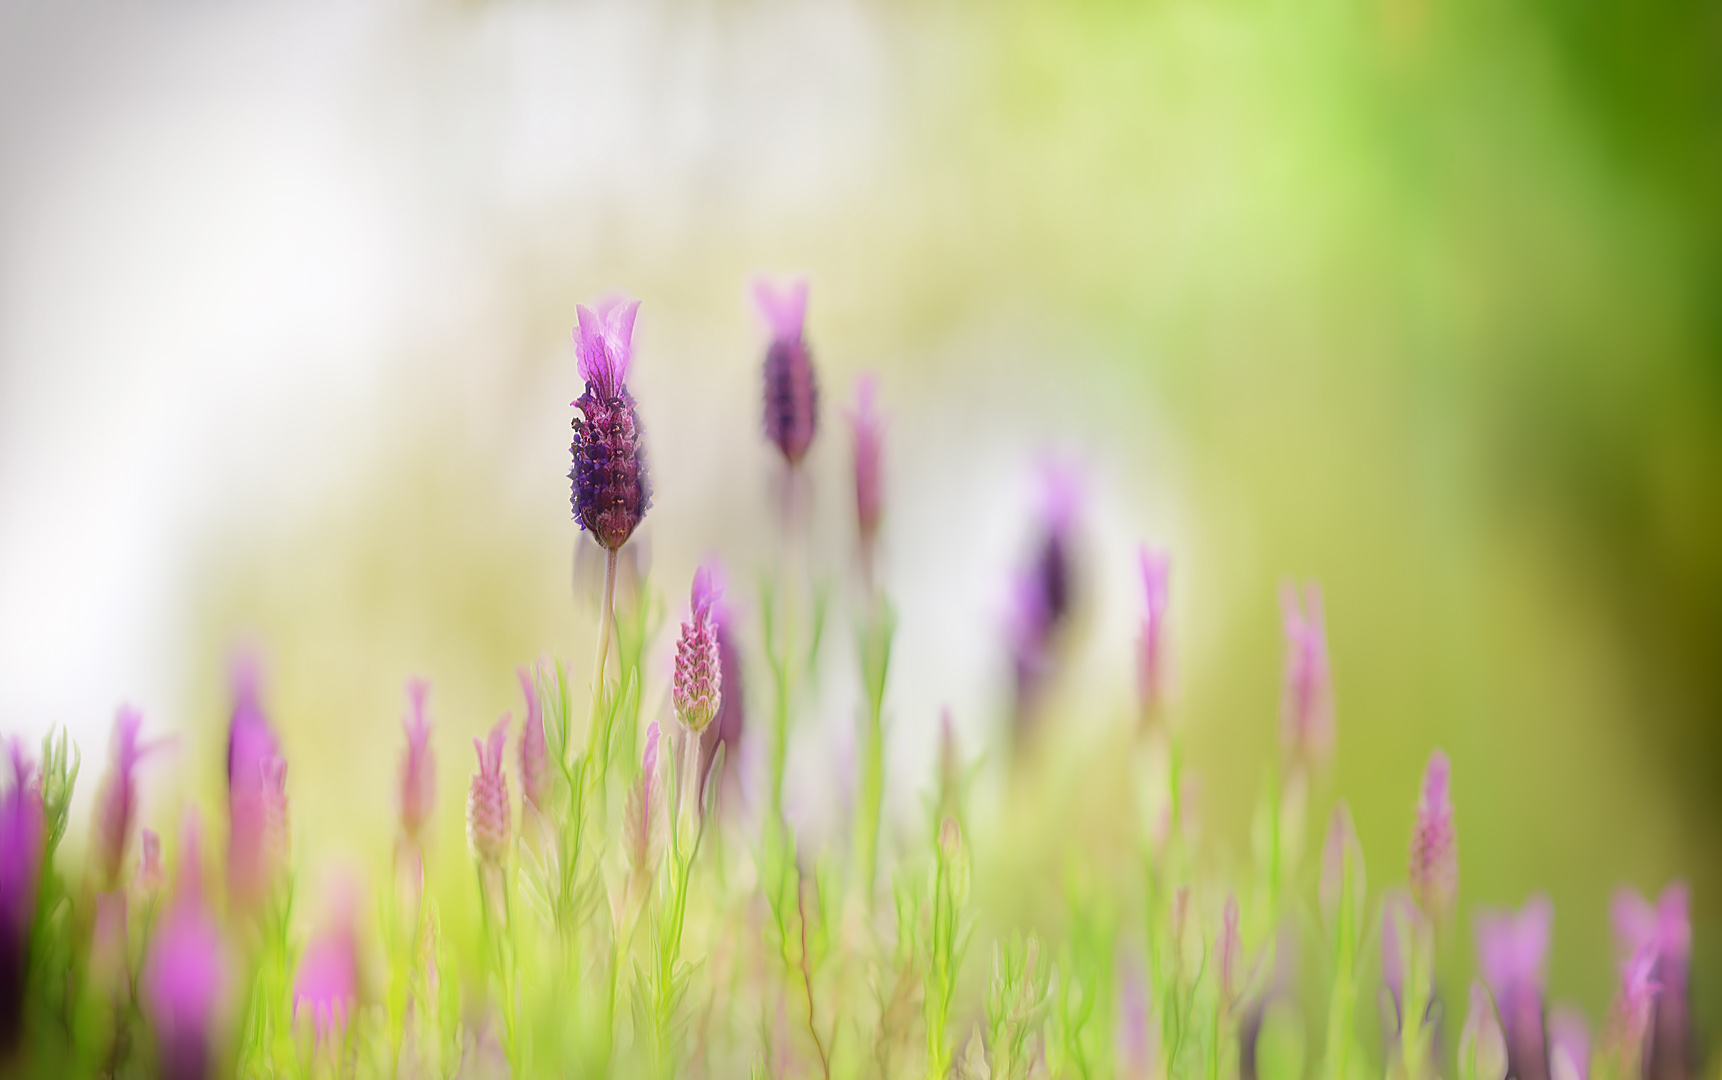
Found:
<box><xmin>625</xmin><ymin>723</ymin><xmax>663</xmax><ymax>875</ymax></box>
<box><xmin>673</xmin><ymin>566</ymin><xmax>723</xmax><ymax>731</ymax></box>
<box><xmin>1137</xmin><ymin>547</ymin><xmax>1171</xmax><ymax>718</ymax></box>
<box><xmin>755</xmin><ymin>277</ymin><xmax>818</xmax><ymax>465</ymax></box>
<box><xmin>399</xmin><ymin>680</ymin><xmax>435</xmax><ymax>843</ymax></box>
<box><xmin>467</xmin><ymin>716</ymin><xmax>511</xmax><ymax>868</ymax></box>
<box><xmin>517</xmin><ymin>667</ymin><xmax>548</xmax><ymax>812</ymax></box>
<box><xmin>94</xmin><ymin>705</ymin><xmax>159</xmax><ymax>889</ymax></box>
<box><xmin>142</xmin><ymin>815</ymin><xmax>226</xmax><ymax>1080</ymax></box>
<box><xmin>1459</xmin><ymin>982</ymin><xmax>1509</xmax><ymax>1080</ymax></box>
<box><xmin>1408</xmin><ymin>750</ymin><xmax>1457</xmax><ymax>920</ymax></box>
<box><xmin>848</xmin><ymin>375</ymin><xmax>885</xmax><ymax>572</ymax></box>
<box><xmin>226</xmin><ymin>655</ymin><xmax>289</xmax><ymax>911</ymax></box>
<box><xmin>1280</xmin><ymin>582</ymin><xmax>1334</xmax><ymax>768</ymax></box>
<box><xmin>1600</xmin><ymin>943</ymin><xmax>1660</xmax><ymax>1075</ymax></box>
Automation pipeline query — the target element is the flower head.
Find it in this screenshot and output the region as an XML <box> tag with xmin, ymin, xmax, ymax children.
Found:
<box><xmin>569</xmin><ymin>294</ymin><xmax>651</xmax><ymax>550</ymax></box>
<box><xmin>143</xmin><ymin>817</ymin><xmax>226</xmax><ymax>1080</ymax></box>
<box><xmin>293</xmin><ymin>887</ymin><xmax>360</xmax><ymax>1042</ymax></box>
<box><xmin>1280</xmin><ymin>582</ymin><xmax>1334</xmax><ymax>767</ymax></box>
<box><xmin>673</xmin><ymin>565</ymin><xmax>723</xmax><ymax>731</ymax></box>
<box><xmin>467</xmin><ymin>716</ymin><xmax>511</xmax><ymax>868</ymax></box>
<box><xmin>1477</xmin><ymin>896</ymin><xmax>1555</xmax><ymax>1080</ymax></box>
<box><xmin>1137</xmin><ymin>546</ymin><xmax>1171</xmax><ymax>716</ymax></box>
<box><xmin>1408</xmin><ymin>749</ymin><xmax>1458</xmax><ymax>920</ymax></box>
<box><xmin>399</xmin><ymin>680</ymin><xmax>435</xmax><ymax>843</ymax></box>
<box><xmin>848</xmin><ymin>374</ymin><xmax>885</xmax><ymax>568</ymax></box>
<box><xmin>94</xmin><ymin>705</ymin><xmax>161</xmax><ymax>888</ymax></box>
<box><xmin>756</xmin><ymin>276</ymin><xmax>819</xmax><ymax>465</ymax></box>
<box><xmin>518</xmin><ymin>666</ymin><xmax>548</xmax><ymax>813</ymax></box>
<box><xmin>1459</xmin><ymin>982</ymin><xmax>1509</xmax><ymax>1080</ymax></box>
<box><xmin>226</xmin><ymin>653</ymin><xmax>289</xmax><ymax>910</ymax></box>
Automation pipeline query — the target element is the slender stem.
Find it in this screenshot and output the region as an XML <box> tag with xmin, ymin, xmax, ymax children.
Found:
<box><xmin>770</xmin><ymin>465</ymin><xmax>803</xmax><ymax>823</ymax></box>
<box><xmin>587</xmin><ymin>547</ymin><xmax>620</xmax><ymax>764</ymax></box>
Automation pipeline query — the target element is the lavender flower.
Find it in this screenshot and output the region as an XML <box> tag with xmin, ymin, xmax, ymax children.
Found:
<box><xmin>673</xmin><ymin>565</ymin><xmax>723</xmax><ymax>732</ymax></box>
<box><xmin>0</xmin><ymin>743</ymin><xmax>43</xmax><ymax>1049</ymax></box>
<box><xmin>755</xmin><ymin>276</ymin><xmax>818</xmax><ymax>465</ymax></box>
<box><xmin>518</xmin><ymin>666</ymin><xmax>548</xmax><ymax>813</ymax></box>
<box><xmin>1137</xmin><ymin>547</ymin><xmax>1171</xmax><ymax>719</ymax></box>
<box><xmin>467</xmin><ymin>716</ymin><xmax>511</xmax><ymax>868</ymax></box>
<box><xmin>143</xmin><ymin>818</ymin><xmax>226</xmax><ymax>1080</ymax></box>
<box><xmin>1408</xmin><ymin>750</ymin><xmax>1457</xmax><ymax>920</ymax></box>
<box><xmin>1460</xmin><ymin>982</ymin><xmax>1510</xmax><ymax>1080</ymax></box>
<box><xmin>399</xmin><ymin>679</ymin><xmax>434</xmax><ymax>844</ymax></box>
<box><xmin>569</xmin><ymin>295</ymin><xmax>651</xmax><ymax>550</ymax></box>
<box><xmin>1612</xmin><ymin>884</ymin><xmax>1691</xmax><ymax>1080</ymax></box>
<box><xmin>1548</xmin><ymin>1007</ymin><xmax>1591</xmax><ymax>1080</ymax></box>
<box><xmin>848</xmin><ymin>374</ymin><xmax>884</xmax><ymax>574</ymax></box>
<box><xmin>1599</xmin><ymin>944</ymin><xmax>1660</xmax><ymax>1078</ymax></box>
<box><xmin>1477</xmin><ymin>896</ymin><xmax>1554</xmax><ymax>1080</ymax></box>
<box><xmin>1280</xmin><ymin>582</ymin><xmax>1334</xmax><ymax>768</ymax></box>
<box><xmin>93</xmin><ymin>705</ymin><xmax>158</xmax><ymax>889</ymax></box>
<box><xmin>293</xmin><ymin>893</ymin><xmax>359</xmax><ymax>1041</ymax></box>
<box><xmin>1008</xmin><ymin>463</ymin><xmax>1083</xmax><ymax>730</ymax></box>
<box><xmin>226</xmin><ymin>656</ymin><xmax>289</xmax><ymax>911</ymax></box>
<box><xmin>625</xmin><ymin>722</ymin><xmax>663</xmax><ymax>877</ymax></box>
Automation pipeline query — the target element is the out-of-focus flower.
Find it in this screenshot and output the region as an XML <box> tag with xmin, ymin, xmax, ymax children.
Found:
<box><xmin>467</xmin><ymin>716</ymin><xmax>511</xmax><ymax>868</ymax></box>
<box><xmin>1477</xmin><ymin>896</ymin><xmax>1554</xmax><ymax>1080</ymax></box>
<box><xmin>226</xmin><ymin>655</ymin><xmax>289</xmax><ymax>912</ymax></box>
<box><xmin>1599</xmin><ymin>943</ymin><xmax>1660</xmax><ymax>1077</ymax></box>
<box><xmin>1008</xmin><ymin>463</ymin><xmax>1083</xmax><ymax>732</ymax></box>
<box><xmin>518</xmin><ymin>667</ymin><xmax>547</xmax><ymax>813</ymax></box>
<box><xmin>1612</xmin><ymin>884</ymin><xmax>1690</xmax><ymax>1080</ymax></box>
<box><xmin>1137</xmin><ymin>547</ymin><xmax>1171</xmax><ymax>719</ymax></box>
<box><xmin>1218</xmin><ymin>892</ymin><xmax>1243</xmax><ymax>1006</ymax></box>
<box><xmin>399</xmin><ymin>680</ymin><xmax>434</xmax><ymax>844</ymax></box>
<box><xmin>625</xmin><ymin>722</ymin><xmax>663</xmax><ymax>877</ymax></box>
<box><xmin>143</xmin><ymin>817</ymin><xmax>226</xmax><ymax>1080</ymax></box>
<box><xmin>0</xmin><ymin>744</ymin><xmax>43</xmax><ymax>1049</ymax></box>
<box><xmin>699</xmin><ymin>594</ymin><xmax>745</xmax><ymax>810</ymax></box>
<box><xmin>90</xmin><ymin>891</ymin><xmax>129</xmax><ymax>994</ymax></box>
<box><xmin>569</xmin><ymin>295</ymin><xmax>651</xmax><ymax>551</ymax></box>
<box><xmin>1280</xmin><ymin>582</ymin><xmax>1333</xmax><ymax>768</ymax></box>
<box><xmin>1408</xmin><ymin>750</ymin><xmax>1457</xmax><ymax>920</ymax></box>
<box><xmin>1320</xmin><ymin>801</ymin><xmax>1366</xmax><ymax>943</ymax></box>
<box><xmin>755</xmin><ymin>276</ymin><xmax>818</xmax><ymax>465</ymax></box>
<box><xmin>1460</xmin><ymin>982</ymin><xmax>1510</xmax><ymax>1080</ymax></box>
<box><xmin>93</xmin><ymin>705</ymin><xmax>161</xmax><ymax>889</ymax></box>
<box><xmin>137</xmin><ymin>828</ymin><xmax>165</xmax><ymax>894</ymax></box>
<box><xmin>1380</xmin><ymin>888</ymin><xmax>1420</xmax><ymax>1023</ymax></box>
<box><xmin>1548</xmin><ymin>1007</ymin><xmax>1591</xmax><ymax>1080</ymax></box>
<box><xmin>1117</xmin><ymin>953</ymin><xmax>1152</xmax><ymax>1080</ymax></box>
<box><xmin>848</xmin><ymin>374</ymin><xmax>885</xmax><ymax>575</ymax></box>
<box><xmin>294</xmin><ymin>889</ymin><xmax>360</xmax><ymax>1042</ymax></box>
<box><xmin>673</xmin><ymin>565</ymin><xmax>723</xmax><ymax>732</ymax></box>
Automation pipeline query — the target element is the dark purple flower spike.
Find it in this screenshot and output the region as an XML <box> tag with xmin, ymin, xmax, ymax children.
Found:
<box><xmin>1477</xmin><ymin>896</ymin><xmax>1554</xmax><ymax>1080</ymax></box>
<box><xmin>0</xmin><ymin>744</ymin><xmax>43</xmax><ymax>1050</ymax></box>
<box><xmin>569</xmin><ymin>295</ymin><xmax>651</xmax><ymax>551</ymax></box>
<box><xmin>1008</xmin><ymin>463</ymin><xmax>1083</xmax><ymax>735</ymax></box>
<box><xmin>755</xmin><ymin>276</ymin><xmax>818</xmax><ymax>466</ymax></box>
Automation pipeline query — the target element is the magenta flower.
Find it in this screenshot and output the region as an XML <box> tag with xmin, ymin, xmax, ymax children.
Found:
<box><xmin>93</xmin><ymin>705</ymin><xmax>162</xmax><ymax>889</ymax></box>
<box><xmin>1408</xmin><ymin>750</ymin><xmax>1457</xmax><ymax>920</ymax></box>
<box><xmin>1280</xmin><ymin>582</ymin><xmax>1334</xmax><ymax>768</ymax></box>
<box><xmin>569</xmin><ymin>295</ymin><xmax>651</xmax><ymax>551</ymax></box>
<box><xmin>1476</xmin><ymin>896</ymin><xmax>1554</xmax><ymax>1080</ymax></box>
<box><xmin>1319</xmin><ymin>800</ymin><xmax>1366</xmax><ymax>941</ymax></box>
<box><xmin>1548</xmin><ymin>1007</ymin><xmax>1591</xmax><ymax>1080</ymax></box>
<box><xmin>847</xmin><ymin>374</ymin><xmax>885</xmax><ymax>572</ymax></box>
<box><xmin>755</xmin><ymin>276</ymin><xmax>818</xmax><ymax>465</ymax></box>
<box><xmin>1137</xmin><ymin>546</ymin><xmax>1171</xmax><ymax>717</ymax></box>
<box><xmin>399</xmin><ymin>679</ymin><xmax>435</xmax><ymax>844</ymax></box>
<box><xmin>293</xmin><ymin>895</ymin><xmax>359</xmax><ymax>1041</ymax></box>
<box><xmin>1007</xmin><ymin>463</ymin><xmax>1083</xmax><ymax>732</ymax></box>
<box><xmin>226</xmin><ymin>655</ymin><xmax>289</xmax><ymax>911</ymax></box>
<box><xmin>518</xmin><ymin>666</ymin><xmax>548</xmax><ymax>813</ymax></box>
<box><xmin>0</xmin><ymin>743</ymin><xmax>43</xmax><ymax>1049</ymax></box>
<box><xmin>138</xmin><ymin>827</ymin><xmax>165</xmax><ymax>894</ymax></box>
<box><xmin>673</xmin><ymin>565</ymin><xmax>723</xmax><ymax>732</ymax></box>
<box><xmin>1459</xmin><ymin>982</ymin><xmax>1509</xmax><ymax>1080</ymax></box>
<box><xmin>142</xmin><ymin>818</ymin><xmax>226</xmax><ymax>1080</ymax></box>
<box><xmin>1612</xmin><ymin>884</ymin><xmax>1691</xmax><ymax>1080</ymax></box>
<box><xmin>467</xmin><ymin>716</ymin><xmax>511</xmax><ymax>868</ymax></box>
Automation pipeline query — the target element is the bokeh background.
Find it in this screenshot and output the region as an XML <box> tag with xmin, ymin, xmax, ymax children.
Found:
<box><xmin>2</xmin><ymin>0</ymin><xmax>1717</xmax><ymax>1048</ymax></box>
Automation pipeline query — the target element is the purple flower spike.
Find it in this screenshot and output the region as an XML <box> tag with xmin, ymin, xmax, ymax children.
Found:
<box><xmin>226</xmin><ymin>655</ymin><xmax>289</xmax><ymax>911</ymax></box>
<box><xmin>673</xmin><ymin>565</ymin><xmax>723</xmax><ymax>731</ymax></box>
<box><xmin>1408</xmin><ymin>750</ymin><xmax>1458</xmax><ymax>920</ymax></box>
<box><xmin>0</xmin><ymin>744</ymin><xmax>43</xmax><ymax>1049</ymax></box>
<box><xmin>143</xmin><ymin>818</ymin><xmax>226</xmax><ymax>1080</ymax></box>
<box><xmin>1600</xmin><ymin>943</ymin><xmax>1661</xmax><ymax>1075</ymax></box>
<box><xmin>1280</xmin><ymin>582</ymin><xmax>1334</xmax><ymax>767</ymax></box>
<box><xmin>518</xmin><ymin>667</ymin><xmax>548</xmax><ymax>813</ymax></box>
<box><xmin>569</xmin><ymin>294</ymin><xmax>651</xmax><ymax>551</ymax></box>
<box><xmin>293</xmin><ymin>892</ymin><xmax>359</xmax><ymax>1042</ymax></box>
<box><xmin>1137</xmin><ymin>546</ymin><xmax>1171</xmax><ymax>717</ymax></box>
<box><xmin>1477</xmin><ymin>896</ymin><xmax>1554</xmax><ymax>1080</ymax></box>
<box><xmin>848</xmin><ymin>375</ymin><xmax>885</xmax><ymax>567</ymax></box>
<box><xmin>399</xmin><ymin>680</ymin><xmax>435</xmax><ymax>843</ymax></box>
<box><xmin>1548</xmin><ymin>1007</ymin><xmax>1591</xmax><ymax>1080</ymax></box>
<box><xmin>467</xmin><ymin>716</ymin><xmax>511</xmax><ymax>868</ymax></box>
<box><xmin>755</xmin><ymin>276</ymin><xmax>819</xmax><ymax>465</ymax></box>
<box><xmin>94</xmin><ymin>705</ymin><xmax>161</xmax><ymax>888</ymax></box>
<box><xmin>1460</xmin><ymin>982</ymin><xmax>1509</xmax><ymax>1080</ymax></box>
<box><xmin>1612</xmin><ymin>884</ymin><xmax>1691</xmax><ymax>1080</ymax></box>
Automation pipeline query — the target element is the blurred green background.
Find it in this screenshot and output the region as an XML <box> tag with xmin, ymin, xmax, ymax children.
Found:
<box><xmin>1</xmin><ymin>0</ymin><xmax>1717</xmax><ymax>1050</ymax></box>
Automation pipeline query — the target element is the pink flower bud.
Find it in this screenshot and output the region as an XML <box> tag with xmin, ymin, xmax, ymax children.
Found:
<box><xmin>142</xmin><ymin>816</ymin><xmax>226</xmax><ymax>1080</ymax></box>
<box><xmin>1408</xmin><ymin>750</ymin><xmax>1457</xmax><ymax>920</ymax></box>
<box><xmin>673</xmin><ymin>566</ymin><xmax>723</xmax><ymax>731</ymax></box>
<box><xmin>94</xmin><ymin>705</ymin><xmax>159</xmax><ymax>889</ymax></box>
<box><xmin>1280</xmin><ymin>582</ymin><xmax>1334</xmax><ymax>767</ymax></box>
<box><xmin>399</xmin><ymin>680</ymin><xmax>435</xmax><ymax>843</ymax></box>
<box><xmin>518</xmin><ymin>667</ymin><xmax>548</xmax><ymax>812</ymax></box>
<box><xmin>467</xmin><ymin>716</ymin><xmax>511</xmax><ymax>868</ymax></box>
<box><xmin>848</xmin><ymin>375</ymin><xmax>885</xmax><ymax>567</ymax></box>
<box><xmin>1137</xmin><ymin>547</ymin><xmax>1171</xmax><ymax>717</ymax></box>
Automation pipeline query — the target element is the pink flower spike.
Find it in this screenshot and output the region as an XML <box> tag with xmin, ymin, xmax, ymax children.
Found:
<box><xmin>293</xmin><ymin>888</ymin><xmax>360</xmax><ymax>1043</ymax></box>
<box><xmin>467</xmin><ymin>716</ymin><xmax>511</xmax><ymax>868</ymax></box>
<box><xmin>518</xmin><ymin>667</ymin><xmax>547</xmax><ymax>813</ymax></box>
<box><xmin>752</xmin><ymin>276</ymin><xmax>809</xmax><ymax>343</ymax></box>
<box><xmin>1408</xmin><ymin>749</ymin><xmax>1458</xmax><ymax>920</ymax></box>
<box><xmin>574</xmin><ymin>295</ymin><xmax>641</xmax><ymax>401</ymax></box>
<box><xmin>1137</xmin><ymin>546</ymin><xmax>1171</xmax><ymax>714</ymax></box>
<box><xmin>399</xmin><ymin>680</ymin><xmax>435</xmax><ymax>843</ymax></box>
<box><xmin>674</xmin><ymin>566</ymin><xmax>723</xmax><ymax>731</ymax></box>
<box><xmin>142</xmin><ymin>815</ymin><xmax>226</xmax><ymax>1080</ymax></box>
<box><xmin>94</xmin><ymin>705</ymin><xmax>163</xmax><ymax>889</ymax></box>
<box><xmin>1280</xmin><ymin>582</ymin><xmax>1334</xmax><ymax>767</ymax></box>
